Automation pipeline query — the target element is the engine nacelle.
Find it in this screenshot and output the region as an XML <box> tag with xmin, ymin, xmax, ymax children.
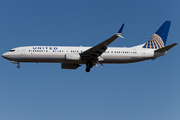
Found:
<box><xmin>61</xmin><ymin>63</ymin><xmax>80</xmax><ymax>69</ymax></box>
<box><xmin>65</xmin><ymin>53</ymin><xmax>81</xmax><ymax>61</ymax></box>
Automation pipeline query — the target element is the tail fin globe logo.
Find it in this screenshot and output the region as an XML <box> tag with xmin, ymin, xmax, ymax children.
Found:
<box><xmin>143</xmin><ymin>21</ymin><xmax>171</xmax><ymax>49</ymax></box>
<box><xmin>143</xmin><ymin>34</ymin><xmax>164</xmax><ymax>49</ymax></box>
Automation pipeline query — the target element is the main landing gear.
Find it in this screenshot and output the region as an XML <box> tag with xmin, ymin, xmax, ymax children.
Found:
<box><xmin>86</xmin><ymin>61</ymin><xmax>93</xmax><ymax>72</ymax></box>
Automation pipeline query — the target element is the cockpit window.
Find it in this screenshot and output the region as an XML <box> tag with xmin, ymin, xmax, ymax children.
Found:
<box><xmin>9</xmin><ymin>50</ymin><xmax>15</xmax><ymax>52</ymax></box>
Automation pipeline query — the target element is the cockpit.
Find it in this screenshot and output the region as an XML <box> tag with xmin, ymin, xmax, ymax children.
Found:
<box><xmin>9</xmin><ymin>49</ymin><xmax>15</xmax><ymax>52</ymax></box>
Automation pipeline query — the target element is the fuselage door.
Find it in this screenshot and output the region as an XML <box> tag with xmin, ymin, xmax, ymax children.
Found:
<box><xmin>21</xmin><ymin>48</ymin><xmax>26</xmax><ymax>55</ymax></box>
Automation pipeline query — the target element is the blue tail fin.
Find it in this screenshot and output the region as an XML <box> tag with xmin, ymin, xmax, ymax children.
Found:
<box><xmin>143</xmin><ymin>21</ymin><xmax>171</xmax><ymax>49</ymax></box>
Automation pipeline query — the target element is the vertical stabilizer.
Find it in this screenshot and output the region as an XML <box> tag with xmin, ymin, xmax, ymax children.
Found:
<box><xmin>143</xmin><ymin>21</ymin><xmax>171</xmax><ymax>49</ymax></box>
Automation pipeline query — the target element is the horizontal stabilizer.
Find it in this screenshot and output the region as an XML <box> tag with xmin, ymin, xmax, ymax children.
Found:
<box><xmin>155</xmin><ymin>43</ymin><xmax>178</xmax><ymax>52</ymax></box>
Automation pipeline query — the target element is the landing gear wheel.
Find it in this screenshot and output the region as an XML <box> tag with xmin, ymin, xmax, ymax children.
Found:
<box><xmin>86</xmin><ymin>61</ymin><xmax>93</xmax><ymax>72</ymax></box>
<box><xmin>86</xmin><ymin>67</ymin><xmax>90</xmax><ymax>72</ymax></box>
<box><xmin>17</xmin><ymin>64</ymin><xmax>20</xmax><ymax>69</ymax></box>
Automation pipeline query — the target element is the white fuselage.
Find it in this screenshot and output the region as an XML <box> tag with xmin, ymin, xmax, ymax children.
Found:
<box><xmin>2</xmin><ymin>46</ymin><xmax>166</xmax><ymax>64</ymax></box>
<box><xmin>2</xmin><ymin>21</ymin><xmax>175</xmax><ymax>72</ymax></box>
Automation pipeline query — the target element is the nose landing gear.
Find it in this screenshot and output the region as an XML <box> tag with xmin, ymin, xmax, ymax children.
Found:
<box><xmin>11</xmin><ymin>61</ymin><xmax>20</xmax><ymax>69</ymax></box>
<box><xmin>17</xmin><ymin>64</ymin><xmax>20</xmax><ymax>69</ymax></box>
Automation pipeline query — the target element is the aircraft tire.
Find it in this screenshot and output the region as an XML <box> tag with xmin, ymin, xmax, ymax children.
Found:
<box><xmin>86</xmin><ymin>67</ymin><xmax>90</xmax><ymax>72</ymax></box>
<box><xmin>17</xmin><ymin>65</ymin><xmax>20</xmax><ymax>69</ymax></box>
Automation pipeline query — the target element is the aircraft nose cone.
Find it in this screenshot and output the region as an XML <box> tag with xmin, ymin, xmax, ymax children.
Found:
<box><xmin>2</xmin><ymin>53</ymin><xmax>8</xmax><ymax>59</ymax></box>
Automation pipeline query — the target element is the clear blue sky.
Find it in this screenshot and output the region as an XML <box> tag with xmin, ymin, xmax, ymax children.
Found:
<box><xmin>0</xmin><ymin>0</ymin><xmax>180</xmax><ymax>120</ymax></box>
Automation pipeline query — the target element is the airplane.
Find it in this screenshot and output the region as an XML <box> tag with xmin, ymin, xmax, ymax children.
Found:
<box><xmin>2</xmin><ymin>21</ymin><xmax>178</xmax><ymax>72</ymax></box>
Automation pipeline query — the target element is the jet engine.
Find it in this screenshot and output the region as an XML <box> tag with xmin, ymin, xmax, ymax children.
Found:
<box><xmin>65</xmin><ymin>53</ymin><xmax>81</xmax><ymax>61</ymax></box>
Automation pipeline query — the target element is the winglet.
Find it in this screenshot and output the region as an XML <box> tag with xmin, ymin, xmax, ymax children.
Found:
<box><xmin>116</xmin><ymin>24</ymin><xmax>125</xmax><ymax>38</ymax></box>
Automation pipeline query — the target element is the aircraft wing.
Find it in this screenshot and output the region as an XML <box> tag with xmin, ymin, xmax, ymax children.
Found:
<box><xmin>81</xmin><ymin>24</ymin><xmax>125</xmax><ymax>61</ymax></box>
